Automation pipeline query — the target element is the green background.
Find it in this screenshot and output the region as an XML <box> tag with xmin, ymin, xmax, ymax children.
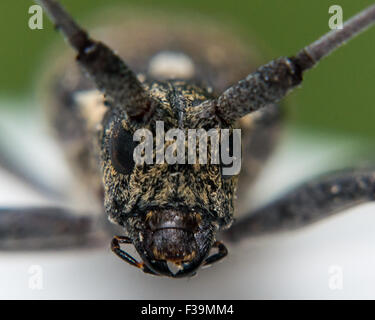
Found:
<box><xmin>1</xmin><ymin>0</ymin><xmax>374</xmax><ymax>137</ymax></box>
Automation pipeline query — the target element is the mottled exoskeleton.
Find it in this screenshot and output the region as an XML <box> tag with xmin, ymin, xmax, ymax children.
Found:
<box><xmin>42</xmin><ymin>7</ymin><xmax>260</xmax><ymax>276</ymax></box>
<box><xmin>1</xmin><ymin>0</ymin><xmax>374</xmax><ymax>278</ymax></box>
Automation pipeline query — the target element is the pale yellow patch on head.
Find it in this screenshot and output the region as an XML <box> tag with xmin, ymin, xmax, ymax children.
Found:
<box><xmin>75</xmin><ymin>90</ymin><xmax>107</xmax><ymax>130</ymax></box>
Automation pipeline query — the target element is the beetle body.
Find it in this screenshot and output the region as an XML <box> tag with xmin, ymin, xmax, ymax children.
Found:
<box><xmin>41</xmin><ymin>9</ymin><xmax>279</xmax><ymax>276</ymax></box>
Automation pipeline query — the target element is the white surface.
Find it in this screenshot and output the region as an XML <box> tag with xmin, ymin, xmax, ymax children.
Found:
<box><xmin>1</xmin><ymin>101</ymin><xmax>375</xmax><ymax>299</ymax></box>
<box><xmin>2</xmin><ymin>206</ymin><xmax>375</xmax><ymax>299</ymax></box>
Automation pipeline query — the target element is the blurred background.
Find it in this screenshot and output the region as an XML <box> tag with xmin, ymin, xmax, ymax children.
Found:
<box><xmin>0</xmin><ymin>0</ymin><xmax>375</xmax><ymax>299</ymax></box>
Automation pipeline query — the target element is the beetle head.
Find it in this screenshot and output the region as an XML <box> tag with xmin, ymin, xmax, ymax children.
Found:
<box><xmin>101</xmin><ymin>80</ymin><xmax>236</xmax><ymax>277</ymax></box>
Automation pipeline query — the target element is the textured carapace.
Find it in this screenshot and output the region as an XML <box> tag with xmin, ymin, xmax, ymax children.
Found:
<box><xmin>100</xmin><ymin>79</ymin><xmax>237</xmax><ymax>276</ymax></box>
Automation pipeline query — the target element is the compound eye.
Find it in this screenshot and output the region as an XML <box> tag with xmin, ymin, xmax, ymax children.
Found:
<box><xmin>110</xmin><ymin>123</ymin><xmax>136</xmax><ymax>175</ymax></box>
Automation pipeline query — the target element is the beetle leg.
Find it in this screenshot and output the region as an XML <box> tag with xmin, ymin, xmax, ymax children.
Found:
<box><xmin>111</xmin><ymin>236</ymin><xmax>141</xmax><ymax>268</ymax></box>
<box><xmin>111</xmin><ymin>236</ymin><xmax>158</xmax><ymax>275</ymax></box>
<box><xmin>224</xmin><ymin>168</ymin><xmax>375</xmax><ymax>242</ymax></box>
<box><xmin>0</xmin><ymin>207</ymin><xmax>105</xmax><ymax>250</ymax></box>
<box><xmin>202</xmin><ymin>241</ymin><xmax>228</xmax><ymax>266</ymax></box>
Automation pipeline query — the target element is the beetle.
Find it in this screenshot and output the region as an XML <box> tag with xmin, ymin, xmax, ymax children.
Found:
<box><xmin>0</xmin><ymin>0</ymin><xmax>374</xmax><ymax>278</ymax></box>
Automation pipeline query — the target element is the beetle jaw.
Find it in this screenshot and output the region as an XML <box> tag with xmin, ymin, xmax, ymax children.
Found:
<box><xmin>134</xmin><ymin>209</ymin><xmax>213</xmax><ymax>277</ymax></box>
<box><xmin>112</xmin><ymin>208</ymin><xmax>226</xmax><ymax>277</ymax></box>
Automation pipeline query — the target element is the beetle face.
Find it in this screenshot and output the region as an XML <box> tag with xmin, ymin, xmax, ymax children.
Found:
<box><xmin>100</xmin><ymin>80</ymin><xmax>237</xmax><ymax>276</ymax></box>
<box><xmin>101</xmin><ymin>80</ymin><xmax>237</xmax><ymax>226</ymax></box>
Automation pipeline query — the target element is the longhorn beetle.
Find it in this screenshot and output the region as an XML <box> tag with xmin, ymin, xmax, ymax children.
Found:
<box><xmin>1</xmin><ymin>0</ymin><xmax>374</xmax><ymax>278</ymax></box>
